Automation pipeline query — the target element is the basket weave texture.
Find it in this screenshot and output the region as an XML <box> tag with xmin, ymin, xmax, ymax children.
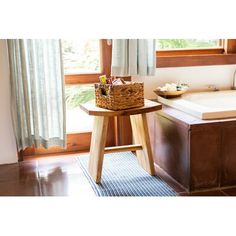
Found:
<box><xmin>95</xmin><ymin>82</ymin><xmax>144</xmax><ymax>110</ymax></box>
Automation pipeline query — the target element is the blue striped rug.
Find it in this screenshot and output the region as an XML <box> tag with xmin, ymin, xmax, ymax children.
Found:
<box><xmin>77</xmin><ymin>152</ymin><xmax>177</xmax><ymax>197</ymax></box>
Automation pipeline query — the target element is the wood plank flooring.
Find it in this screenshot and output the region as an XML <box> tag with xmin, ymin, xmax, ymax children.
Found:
<box><xmin>0</xmin><ymin>153</ymin><xmax>95</xmax><ymax>196</ymax></box>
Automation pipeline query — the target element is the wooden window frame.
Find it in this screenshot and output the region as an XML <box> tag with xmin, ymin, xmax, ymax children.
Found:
<box><xmin>156</xmin><ymin>39</ymin><xmax>236</xmax><ymax>68</ymax></box>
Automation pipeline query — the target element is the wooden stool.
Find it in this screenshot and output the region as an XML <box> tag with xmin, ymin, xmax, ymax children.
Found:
<box><xmin>80</xmin><ymin>99</ymin><xmax>162</xmax><ymax>183</ymax></box>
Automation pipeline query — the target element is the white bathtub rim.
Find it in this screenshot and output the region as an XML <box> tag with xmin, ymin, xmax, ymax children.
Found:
<box><xmin>157</xmin><ymin>90</ymin><xmax>236</xmax><ymax>120</ymax></box>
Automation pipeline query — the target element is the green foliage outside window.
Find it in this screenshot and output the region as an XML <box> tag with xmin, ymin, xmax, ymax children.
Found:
<box><xmin>65</xmin><ymin>84</ymin><xmax>95</xmax><ymax>109</ymax></box>
<box><xmin>156</xmin><ymin>39</ymin><xmax>219</xmax><ymax>49</ymax></box>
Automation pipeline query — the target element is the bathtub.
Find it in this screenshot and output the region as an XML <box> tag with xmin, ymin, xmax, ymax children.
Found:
<box><xmin>157</xmin><ymin>90</ymin><xmax>236</xmax><ymax>120</ymax></box>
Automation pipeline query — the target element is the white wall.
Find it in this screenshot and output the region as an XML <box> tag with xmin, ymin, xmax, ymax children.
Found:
<box><xmin>133</xmin><ymin>65</ymin><xmax>236</xmax><ymax>99</ymax></box>
<box><xmin>0</xmin><ymin>40</ymin><xmax>18</xmax><ymax>164</ymax></box>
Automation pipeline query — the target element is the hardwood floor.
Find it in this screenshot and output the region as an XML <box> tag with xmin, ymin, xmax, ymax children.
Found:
<box><xmin>0</xmin><ymin>153</ymin><xmax>236</xmax><ymax>196</ymax></box>
<box><xmin>0</xmin><ymin>153</ymin><xmax>95</xmax><ymax>196</ymax></box>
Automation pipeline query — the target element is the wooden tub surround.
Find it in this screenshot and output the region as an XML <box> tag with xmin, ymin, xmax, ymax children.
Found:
<box><xmin>80</xmin><ymin>99</ymin><xmax>162</xmax><ymax>184</ymax></box>
<box><xmin>148</xmin><ymin>103</ymin><xmax>236</xmax><ymax>192</ymax></box>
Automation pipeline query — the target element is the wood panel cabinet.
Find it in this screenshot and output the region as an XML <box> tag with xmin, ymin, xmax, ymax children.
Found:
<box><xmin>149</xmin><ymin>105</ymin><xmax>236</xmax><ymax>192</ymax></box>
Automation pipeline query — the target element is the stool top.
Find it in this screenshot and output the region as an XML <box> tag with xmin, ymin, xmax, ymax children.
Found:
<box><xmin>80</xmin><ymin>99</ymin><xmax>162</xmax><ymax>117</ymax></box>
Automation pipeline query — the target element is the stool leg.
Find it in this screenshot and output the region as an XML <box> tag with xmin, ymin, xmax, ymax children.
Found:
<box><xmin>130</xmin><ymin>113</ymin><xmax>155</xmax><ymax>175</ymax></box>
<box><xmin>88</xmin><ymin>116</ymin><xmax>109</xmax><ymax>183</ymax></box>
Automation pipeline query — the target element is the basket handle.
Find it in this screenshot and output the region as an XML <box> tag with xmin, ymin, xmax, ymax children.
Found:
<box><xmin>100</xmin><ymin>87</ymin><xmax>107</xmax><ymax>96</ymax></box>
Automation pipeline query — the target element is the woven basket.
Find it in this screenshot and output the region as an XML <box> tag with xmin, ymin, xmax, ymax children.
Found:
<box><xmin>95</xmin><ymin>82</ymin><xmax>144</xmax><ymax>110</ymax></box>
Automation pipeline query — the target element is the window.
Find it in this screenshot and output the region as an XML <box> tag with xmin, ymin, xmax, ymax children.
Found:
<box><xmin>156</xmin><ymin>39</ymin><xmax>236</xmax><ymax>68</ymax></box>
<box><xmin>62</xmin><ymin>39</ymin><xmax>101</xmax><ymax>74</ymax></box>
<box><xmin>61</xmin><ymin>40</ymin><xmax>101</xmax><ymax>134</ymax></box>
<box><xmin>156</xmin><ymin>39</ymin><xmax>221</xmax><ymax>50</ymax></box>
<box><xmin>60</xmin><ymin>39</ymin><xmax>113</xmax><ymax>153</ymax></box>
<box><xmin>62</xmin><ymin>39</ymin><xmax>111</xmax><ymax>84</ymax></box>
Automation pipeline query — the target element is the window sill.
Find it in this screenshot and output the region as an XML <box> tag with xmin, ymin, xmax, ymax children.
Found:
<box><xmin>65</xmin><ymin>73</ymin><xmax>102</xmax><ymax>84</ymax></box>
<box><xmin>156</xmin><ymin>53</ymin><xmax>236</xmax><ymax>68</ymax></box>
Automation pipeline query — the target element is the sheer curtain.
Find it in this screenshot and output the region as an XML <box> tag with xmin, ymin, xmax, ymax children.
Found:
<box><xmin>111</xmin><ymin>39</ymin><xmax>156</xmax><ymax>76</ymax></box>
<box><xmin>7</xmin><ymin>39</ymin><xmax>66</xmax><ymax>151</ymax></box>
